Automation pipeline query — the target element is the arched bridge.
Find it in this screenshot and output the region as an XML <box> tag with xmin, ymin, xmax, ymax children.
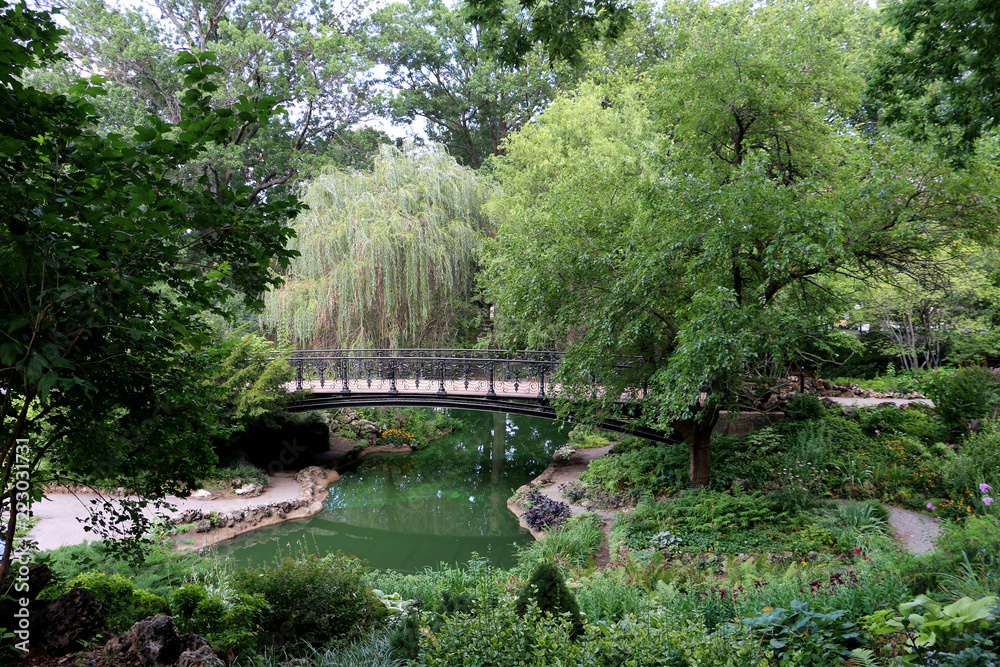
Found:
<box><xmin>284</xmin><ymin>349</ymin><xmax>680</xmax><ymax>444</ymax></box>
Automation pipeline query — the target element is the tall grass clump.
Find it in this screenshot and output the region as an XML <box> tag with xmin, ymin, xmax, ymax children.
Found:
<box><xmin>517</xmin><ymin>513</ymin><xmax>604</xmax><ymax>571</ymax></box>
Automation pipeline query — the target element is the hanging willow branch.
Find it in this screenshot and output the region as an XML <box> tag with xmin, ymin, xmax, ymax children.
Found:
<box><xmin>264</xmin><ymin>144</ymin><xmax>492</xmax><ymax>349</ymax></box>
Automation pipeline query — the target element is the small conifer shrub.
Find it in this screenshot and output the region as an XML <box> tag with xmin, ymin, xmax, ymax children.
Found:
<box><xmin>514</xmin><ymin>562</ymin><xmax>585</xmax><ymax>639</ymax></box>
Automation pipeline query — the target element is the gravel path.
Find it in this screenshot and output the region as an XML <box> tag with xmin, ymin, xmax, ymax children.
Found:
<box><xmin>28</xmin><ymin>474</ymin><xmax>308</xmax><ymax>551</ymax></box>
<box><xmin>887</xmin><ymin>505</ymin><xmax>940</xmax><ymax>554</ymax></box>
<box><xmin>516</xmin><ymin>447</ymin><xmax>943</xmax><ymax>557</ymax></box>
<box><xmin>824</xmin><ymin>396</ymin><xmax>933</xmax><ymax>407</ymax></box>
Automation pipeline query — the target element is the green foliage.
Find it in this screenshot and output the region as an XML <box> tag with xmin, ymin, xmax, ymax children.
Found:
<box><xmin>482</xmin><ymin>0</ymin><xmax>1000</xmax><ymax>488</ymax></box>
<box><xmin>568</xmin><ymin>426</ymin><xmax>612</xmax><ymax>449</ymax></box>
<box><xmin>264</xmin><ymin>144</ymin><xmax>491</xmax><ymax>349</ymax></box>
<box><xmin>656</xmin><ymin>489</ymin><xmax>781</xmax><ymax>534</ymax></box>
<box><xmin>231</xmin><ymin>554</ymin><xmax>388</xmax><ymax>647</ymax></box>
<box><xmin>56</xmin><ymin>0</ymin><xmax>383</xmax><ymax>189</ymax></box>
<box><xmin>870</xmin><ymin>0</ymin><xmax>1000</xmax><ymax>160</ymax></box>
<box><xmin>516</xmin><ymin>514</ymin><xmax>605</xmax><ymax>570</ymax></box>
<box><xmin>389</xmin><ymin>614</ymin><xmax>422</xmax><ymax>661</ymax></box>
<box><xmin>37</xmin><ymin>541</ymin><xmax>195</xmax><ymax>600</ymax></box>
<box><xmin>236</xmin><ymin>629</ymin><xmax>407</xmax><ymax>667</ymax></box>
<box><xmin>465</xmin><ymin>0</ymin><xmax>632</xmax><ymax>67</ymax></box>
<box><xmin>203</xmin><ymin>461</ymin><xmax>269</xmax><ymax>490</ymax></box>
<box><xmin>370</xmin><ymin>0</ymin><xmax>561</xmax><ymax>169</ymax></box>
<box><xmin>68</xmin><ymin>572</ymin><xmax>169</xmax><ymax>633</ymax></box>
<box><xmin>0</xmin><ymin>0</ymin><xmax>300</xmax><ymax>574</ymax></box>
<box><xmin>866</xmin><ymin>594</ymin><xmax>998</xmax><ymax>659</ymax></box>
<box><xmin>581</xmin><ymin>615</ymin><xmax>758</xmax><ymax>666</ymax></box>
<box><xmin>514</xmin><ymin>563</ymin><xmax>585</xmax><ymax>639</ymax></box>
<box><xmin>580</xmin><ymin>444</ymin><xmax>687</xmax><ymax>496</ymax></box>
<box><xmin>939</xmin><ymin>422</ymin><xmax>1000</xmax><ymax>496</ymax></box>
<box><xmin>171</xmin><ymin>582</ymin><xmax>208</xmax><ymax>629</ymax></box>
<box><xmin>921</xmin><ymin>367</ymin><xmax>1000</xmax><ymax>437</ymax></box>
<box><xmin>390</xmin><ymin>408</ymin><xmax>464</xmax><ymax>448</ymax></box>
<box><xmin>741</xmin><ymin>599</ymin><xmax>862</xmax><ymax>665</ymax></box>
<box><xmin>817</xmin><ymin>502</ymin><xmax>892</xmax><ymax>549</ymax></box>
<box><xmin>414</xmin><ymin>601</ymin><xmax>581</xmax><ymax>666</ymax></box>
<box><xmin>784</xmin><ymin>395</ymin><xmax>826</xmax><ymax>423</ymax></box>
<box><xmin>574</xmin><ymin>568</ymin><xmax>649</xmax><ymax>622</ymax></box>
<box><xmin>365</xmin><ymin>555</ymin><xmax>505</xmax><ymax>613</ymax></box>
<box><xmin>192</xmin><ymin>592</ymin><xmax>269</xmax><ymax>654</ymax></box>
<box><xmin>207</xmin><ymin>330</ymin><xmax>295</xmax><ymax>427</ymax></box>
<box><xmin>710</xmin><ymin>431</ymin><xmax>782</xmax><ymax>492</ymax></box>
<box><xmin>611</xmin><ymin>493</ymin><xmax>792</xmax><ymax>556</ymax></box>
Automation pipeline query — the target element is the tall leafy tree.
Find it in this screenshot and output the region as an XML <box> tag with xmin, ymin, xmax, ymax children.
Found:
<box><xmin>464</xmin><ymin>0</ymin><xmax>633</xmax><ymax>67</ymax></box>
<box><xmin>50</xmin><ymin>0</ymin><xmax>382</xmax><ymax>200</ymax></box>
<box><xmin>264</xmin><ymin>144</ymin><xmax>492</xmax><ymax>350</ymax></box>
<box><xmin>369</xmin><ymin>0</ymin><xmax>562</xmax><ymax>169</ymax></box>
<box><xmin>871</xmin><ymin>0</ymin><xmax>1000</xmax><ymax>161</ymax></box>
<box><xmin>0</xmin><ymin>1</ymin><xmax>299</xmax><ymax>579</ymax></box>
<box><xmin>482</xmin><ymin>0</ymin><xmax>1000</xmax><ymax>486</ymax></box>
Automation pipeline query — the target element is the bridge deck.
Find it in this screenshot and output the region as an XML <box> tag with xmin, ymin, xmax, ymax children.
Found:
<box><xmin>281</xmin><ymin>350</ymin><xmax>679</xmax><ymax>444</ymax></box>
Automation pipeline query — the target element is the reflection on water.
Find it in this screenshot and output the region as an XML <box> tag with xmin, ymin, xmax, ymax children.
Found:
<box><xmin>220</xmin><ymin>411</ymin><xmax>567</xmax><ymax>572</ymax></box>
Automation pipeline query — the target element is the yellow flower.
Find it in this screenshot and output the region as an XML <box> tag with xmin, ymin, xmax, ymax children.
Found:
<box><xmin>762</xmin><ymin>606</ymin><xmax>773</xmax><ymax>611</ymax></box>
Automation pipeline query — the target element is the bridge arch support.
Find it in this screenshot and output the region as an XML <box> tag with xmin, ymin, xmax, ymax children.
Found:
<box><xmin>287</xmin><ymin>393</ymin><xmax>680</xmax><ymax>445</ymax></box>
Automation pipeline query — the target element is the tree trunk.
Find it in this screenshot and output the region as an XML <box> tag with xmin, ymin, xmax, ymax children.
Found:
<box><xmin>672</xmin><ymin>407</ymin><xmax>720</xmax><ymax>488</ymax></box>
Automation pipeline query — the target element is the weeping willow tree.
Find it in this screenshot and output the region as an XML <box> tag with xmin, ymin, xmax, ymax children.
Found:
<box><xmin>264</xmin><ymin>144</ymin><xmax>492</xmax><ymax>349</ymax></box>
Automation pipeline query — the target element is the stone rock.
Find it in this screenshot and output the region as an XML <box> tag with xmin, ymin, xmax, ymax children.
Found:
<box><xmin>106</xmin><ymin>614</ymin><xmax>229</xmax><ymax>667</ymax></box>
<box><xmin>235</xmin><ymin>483</ymin><xmax>262</xmax><ymax>497</ymax></box>
<box><xmin>355</xmin><ymin>419</ymin><xmax>379</xmax><ymax>434</ymax></box>
<box><xmin>0</xmin><ymin>562</ymin><xmax>52</xmax><ymax>618</ymax></box>
<box><xmin>820</xmin><ymin>397</ymin><xmax>836</xmax><ymax>408</ymax></box>
<box><xmin>190</xmin><ymin>489</ymin><xmax>213</xmax><ymax>500</ymax></box>
<box><xmin>195</xmin><ymin>519</ymin><xmax>212</xmax><ymax>533</ymax></box>
<box><xmin>33</xmin><ymin>588</ymin><xmax>104</xmax><ymax>655</ymax></box>
<box><xmin>177</xmin><ymin>645</ymin><xmax>228</xmax><ymax>667</ymax></box>
<box><xmin>177</xmin><ymin>509</ymin><xmax>202</xmax><ymax>524</ymax></box>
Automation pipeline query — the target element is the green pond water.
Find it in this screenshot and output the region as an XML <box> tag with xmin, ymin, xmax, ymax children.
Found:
<box><xmin>220</xmin><ymin>410</ymin><xmax>568</xmax><ymax>572</ymax></box>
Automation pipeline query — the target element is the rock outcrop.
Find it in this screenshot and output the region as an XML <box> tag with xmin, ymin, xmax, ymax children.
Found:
<box><xmin>105</xmin><ymin>614</ymin><xmax>228</xmax><ymax>667</ymax></box>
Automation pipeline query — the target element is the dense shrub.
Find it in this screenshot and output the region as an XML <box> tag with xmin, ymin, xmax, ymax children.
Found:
<box><xmin>942</xmin><ymin>420</ymin><xmax>1000</xmax><ymax>493</ymax></box>
<box><xmin>231</xmin><ymin>554</ymin><xmax>387</xmax><ymax>647</ymax></box>
<box><xmin>710</xmin><ymin>430</ymin><xmax>782</xmax><ymax>491</ymax></box>
<box><xmin>922</xmin><ymin>366</ymin><xmax>1000</xmax><ymax>437</ymax></box>
<box><xmin>514</xmin><ymin>562</ymin><xmax>584</xmax><ymax>638</ymax></box>
<box><xmin>784</xmin><ymin>394</ymin><xmax>826</xmax><ymax>422</ymax></box>
<box><xmin>68</xmin><ymin>572</ymin><xmax>169</xmax><ymax>633</ymax></box>
<box><xmin>414</xmin><ymin>602</ymin><xmax>580</xmax><ymax>666</ymax></box>
<box><xmin>580</xmin><ymin>443</ymin><xmax>687</xmax><ymax>495</ymax></box>
<box><xmin>658</xmin><ymin>489</ymin><xmax>781</xmax><ymax>533</ymax></box>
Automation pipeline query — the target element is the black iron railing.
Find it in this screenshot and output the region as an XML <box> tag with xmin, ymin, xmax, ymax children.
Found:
<box><xmin>281</xmin><ymin>349</ymin><xmax>647</xmax><ymax>401</ymax></box>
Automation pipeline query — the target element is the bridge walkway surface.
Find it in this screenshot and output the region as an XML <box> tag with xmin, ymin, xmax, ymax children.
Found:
<box><xmin>281</xmin><ymin>349</ymin><xmax>679</xmax><ymax>444</ymax></box>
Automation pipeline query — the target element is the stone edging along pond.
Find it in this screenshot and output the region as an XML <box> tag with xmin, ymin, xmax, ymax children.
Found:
<box><xmin>170</xmin><ymin>466</ymin><xmax>339</xmax><ymax>551</ymax></box>
<box><xmin>168</xmin><ymin>445</ymin><xmax>415</xmax><ymax>552</ymax></box>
